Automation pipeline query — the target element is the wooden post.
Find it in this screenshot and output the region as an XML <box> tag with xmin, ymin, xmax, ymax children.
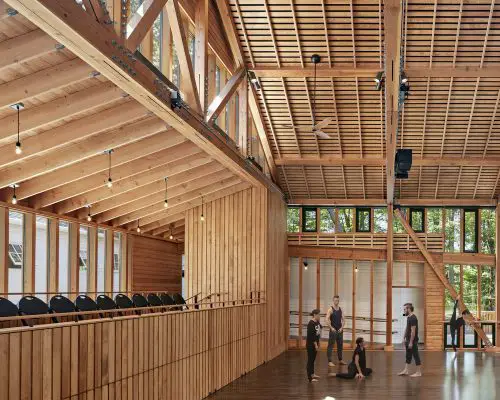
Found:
<box><xmin>69</xmin><ymin>222</ymin><xmax>79</xmax><ymax>295</ymax></box>
<box><xmin>48</xmin><ymin>218</ymin><xmax>59</xmax><ymax>297</ymax></box>
<box><xmin>195</xmin><ymin>0</ymin><xmax>208</xmax><ymax>113</ymax></box>
<box><xmin>316</xmin><ymin>258</ymin><xmax>320</xmax><ymax>309</ymax></box>
<box><xmin>495</xmin><ymin>203</ymin><xmax>500</xmax><ymax>339</ymax></box>
<box><xmin>238</xmin><ymin>81</ymin><xmax>248</xmax><ymax>155</ymax></box>
<box><xmin>352</xmin><ymin>260</ymin><xmax>356</xmax><ymax>347</ymax></box>
<box><xmin>370</xmin><ymin>260</ymin><xmax>374</xmax><ymax>345</ymax></box>
<box><xmin>161</xmin><ymin>6</ymin><xmax>172</xmax><ymax>77</ymax></box>
<box><xmin>105</xmin><ymin>229</ymin><xmax>114</xmax><ymax>296</ymax></box>
<box><xmin>0</xmin><ymin>207</ymin><xmax>7</xmax><ymax>293</ymax></box>
<box><xmin>88</xmin><ymin>226</ymin><xmax>97</xmax><ymax>298</ymax></box>
<box><xmin>385</xmin><ymin>203</ymin><xmax>393</xmax><ymax>350</ymax></box>
<box><xmin>23</xmin><ymin>213</ymin><xmax>36</xmax><ymax>294</ymax></box>
<box><xmin>298</xmin><ymin>256</ymin><xmax>303</xmax><ymax>348</ymax></box>
<box><xmin>120</xmin><ymin>233</ymin><xmax>128</xmax><ymax>292</ymax></box>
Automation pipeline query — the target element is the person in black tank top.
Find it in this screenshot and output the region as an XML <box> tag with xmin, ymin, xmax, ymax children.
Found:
<box><xmin>306</xmin><ymin>309</ymin><xmax>322</xmax><ymax>382</ymax></box>
<box><xmin>398</xmin><ymin>303</ymin><xmax>422</xmax><ymax>377</ymax></box>
<box><xmin>326</xmin><ymin>295</ymin><xmax>346</xmax><ymax>366</ymax></box>
<box><xmin>329</xmin><ymin>337</ymin><xmax>372</xmax><ymax>379</ymax></box>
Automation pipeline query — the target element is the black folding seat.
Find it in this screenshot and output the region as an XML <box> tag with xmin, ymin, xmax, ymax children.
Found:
<box><xmin>18</xmin><ymin>295</ymin><xmax>49</xmax><ymax>326</ymax></box>
<box><xmin>49</xmin><ymin>295</ymin><xmax>76</xmax><ymax>323</ymax></box>
<box><xmin>115</xmin><ymin>293</ymin><xmax>134</xmax><ymax>309</ymax></box>
<box><xmin>147</xmin><ymin>293</ymin><xmax>163</xmax><ymax>307</ymax></box>
<box><xmin>96</xmin><ymin>294</ymin><xmax>116</xmax><ymax>317</ymax></box>
<box><xmin>75</xmin><ymin>295</ymin><xmax>98</xmax><ymax>320</ymax></box>
<box><xmin>131</xmin><ymin>293</ymin><xmax>149</xmax><ymax>315</ymax></box>
<box><xmin>0</xmin><ymin>296</ymin><xmax>19</xmax><ymax>328</ymax></box>
<box><xmin>159</xmin><ymin>293</ymin><xmax>176</xmax><ymax>311</ymax></box>
<box><xmin>172</xmin><ymin>293</ymin><xmax>188</xmax><ymax>310</ymax></box>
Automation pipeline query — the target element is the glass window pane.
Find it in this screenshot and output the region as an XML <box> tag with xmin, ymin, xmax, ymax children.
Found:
<box><xmin>152</xmin><ymin>13</ymin><xmax>162</xmax><ymax>69</ymax></box>
<box><xmin>287</xmin><ymin>208</ymin><xmax>300</xmax><ymax>233</ymax></box>
<box><xmin>319</xmin><ymin>208</ymin><xmax>335</xmax><ymax>233</ymax></box>
<box><xmin>8</xmin><ymin>211</ymin><xmax>24</xmax><ymax>303</ymax></box>
<box><xmin>410</xmin><ymin>209</ymin><xmax>424</xmax><ymax>232</ymax></box>
<box><xmin>97</xmin><ymin>229</ymin><xmax>106</xmax><ymax>294</ymax></box>
<box><xmin>462</xmin><ymin>265</ymin><xmax>478</xmax><ymax>315</ymax></box>
<box><xmin>481</xmin><ymin>209</ymin><xmax>496</xmax><ymax>254</ymax></box>
<box><xmin>445</xmin><ymin>264</ymin><xmax>460</xmax><ymax>318</ymax></box>
<box><xmin>374</xmin><ymin>208</ymin><xmax>387</xmax><ymax>233</ymax></box>
<box><xmin>35</xmin><ymin>216</ymin><xmax>48</xmax><ymax>301</ymax></box>
<box><xmin>302</xmin><ymin>208</ymin><xmax>317</xmax><ymax>232</ymax></box>
<box><xmin>113</xmin><ymin>232</ymin><xmax>122</xmax><ymax>296</ymax></box>
<box><xmin>171</xmin><ymin>44</ymin><xmax>180</xmax><ymax>87</ymax></box>
<box><xmin>338</xmin><ymin>208</ymin><xmax>353</xmax><ymax>233</ymax></box>
<box><xmin>58</xmin><ymin>221</ymin><xmax>70</xmax><ymax>295</ymax></box>
<box><xmin>464</xmin><ymin>210</ymin><xmax>477</xmax><ymax>253</ymax></box>
<box><xmin>356</xmin><ymin>209</ymin><xmax>371</xmax><ymax>232</ymax></box>
<box><xmin>235</xmin><ymin>93</ymin><xmax>239</xmax><ymax>145</ymax></box>
<box><xmin>427</xmin><ymin>208</ymin><xmax>442</xmax><ymax>233</ymax></box>
<box><xmin>393</xmin><ymin>207</ymin><xmax>408</xmax><ymax>233</ymax></box>
<box><xmin>79</xmin><ymin>226</ymin><xmax>89</xmax><ymax>294</ymax></box>
<box><xmin>445</xmin><ymin>209</ymin><xmax>461</xmax><ymax>252</ymax></box>
<box><xmin>481</xmin><ymin>266</ymin><xmax>495</xmax><ymax>320</ymax></box>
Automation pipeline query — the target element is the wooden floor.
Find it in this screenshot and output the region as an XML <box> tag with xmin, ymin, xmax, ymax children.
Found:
<box><xmin>207</xmin><ymin>350</ymin><xmax>500</xmax><ymax>399</ymax></box>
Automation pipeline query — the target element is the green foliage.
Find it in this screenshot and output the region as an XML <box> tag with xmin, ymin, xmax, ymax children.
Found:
<box><xmin>338</xmin><ymin>208</ymin><xmax>353</xmax><ymax>233</ymax></box>
<box><xmin>410</xmin><ymin>209</ymin><xmax>424</xmax><ymax>232</ymax></box>
<box><xmin>445</xmin><ymin>209</ymin><xmax>461</xmax><ymax>252</ymax></box>
<box><xmin>481</xmin><ymin>266</ymin><xmax>495</xmax><ymax>312</ymax></box>
<box><xmin>481</xmin><ymin>209</ymin><xmax>496</xmax><ymax>254</ymax></box>
<box><xmin>303</xmin><ymin>209</ymin><xmax>317</xmax><ymax>232</ymax></box>
<box><xmin>374</xmin><ymin>208</ymin><xmax>388</xmax><ymax>233</ymax></box>
<box><xmin>152</xmin><ymin>14</ymin><xmax>162</xmax><ymax>69</ymax></box>
<box><xmin>393</xmin><ymin>208</ymin><xmax>408</xmax><ymax>233</ymax></box>
<box><xmin>464</xmin><ymin>211</ymin><xmax>477</xmax><ymax>252</ymax></box>
<box><xmin>287</xmin><ymin>208</ymin><xmax>299</xmax><ymax>233</ymax></box>
<box><xmin>320</xmin><ymin>208</ymin><xmax>335</xmax><ymax>233</ymax></box>
<box><xmin>427</xmin><ymin>208</ymin><xmax>442</xmax><ymax>233</ymax></box>
<box><xmin>357</xmin><ymin>209</ymin><xmax>370</xmax><ymax>232</ymax></box>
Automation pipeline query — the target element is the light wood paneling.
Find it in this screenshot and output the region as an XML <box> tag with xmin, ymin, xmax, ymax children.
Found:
<box><xmin>425</xmin><ymin>262</ymin><xmax>445</xmax><ymax>350</ymax></box>
<box><xmin>0</xmin><ymin>304</ymin><xmax>266</xmax><ymax>399</ymax></box>
<box><xmin>130</xmin><ymin>235</ymin><xmax>182</xmax><ymax>293</ymax></box>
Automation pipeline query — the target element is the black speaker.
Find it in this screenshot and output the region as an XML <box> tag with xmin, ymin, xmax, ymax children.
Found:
<box><xmin>395</xmin><ymin>149</ymin><xmax>412</xmax><ymax>179</ymax></box>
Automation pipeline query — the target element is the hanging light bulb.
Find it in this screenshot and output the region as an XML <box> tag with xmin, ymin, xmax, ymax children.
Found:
<box><xmin>10</xmin><ymin>183</ymin><xmax>19</xmax><ymax>204</ymax></box>
<box><xmin>136</xmin><ymin>219</ymin><xmax>141</xmax><ymax>233</ymax></box>
<box><xmin>10</xmin><ymin>103</ymin><xmax>24</xmax><ymax>155</ymax></box>
<box><xmin>164</xmin><ymin>177</ymin><xmax>168</xmax><ymax>208</ymax></box>
<box><xmin>86</xmin><ymin>205</ymin><xmax>92</xmax><ymax>222</ymax></box>
<box><xmin>169</xmin><ymin>233</ymin><xmax>174</xmax><ymax>240</ymax></box>
<box><xmin>105</xmin><ymin>149</ymin><xmax>114</xmax><ymax>188</ymax></box>
<box><xmin>355</xmin><ymin>265</ymin><xmax>358</xmax><ymax>273</ymax></box>
<box><xmin>200</xmin><ymin>196</ymin><xmax>205</xmax><ymax>222</ymax></box>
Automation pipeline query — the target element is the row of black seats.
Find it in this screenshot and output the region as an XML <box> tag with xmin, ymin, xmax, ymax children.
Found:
<box><xmin>0</xmin><ymin>292</ymin><xmax>187</xmax><ymax>326</ymax></box>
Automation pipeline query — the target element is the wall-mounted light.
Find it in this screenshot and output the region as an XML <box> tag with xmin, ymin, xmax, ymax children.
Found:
<box><xmin>247</xmin><ymin>70</ymin><xmax>261</xmax><ymax>90</ymax></box>
<box><xmin>10</xmin><ymin>183</ymin><xmax>19</xmax><ymax>204</ymax></box>
<box><xmin>86</xmin><ymin>205</ymin><xmax>92</xmax><ymax>222</ymax></box>
<box><xmin>164</xmin><ymin>177</ymin><xmax>168</xmax><ymax>208</ymax></box>
<box><xmin>374</xmin><ymin>71</ymin><xmax>384</xmax><ymax>91</ymax></box>
<box><xmin>105</xmin><ymin>149</ymin><xmax>114</xmax><ymax>188</ymax></box>
<box><xmin>10</xmin><ymin>103</ymin><xmax>24</xmax><ymax>155</ymax></box>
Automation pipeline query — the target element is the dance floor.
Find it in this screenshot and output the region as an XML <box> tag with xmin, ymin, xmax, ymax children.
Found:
<box><xmin>207</xmin><ymin>349</ymin><xmax>500</xmax><ymax>399</ymax></box>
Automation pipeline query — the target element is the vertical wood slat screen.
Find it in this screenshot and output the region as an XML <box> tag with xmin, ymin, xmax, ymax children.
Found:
<box><xmin>0</xmin><ymin>304</ymin><xmax>266</xmax><ymax>400</ymax></box>
<box><xmin>184</xmin><ymin>187</ymin><xmax>268</xmax><ymax>303</ymax></box>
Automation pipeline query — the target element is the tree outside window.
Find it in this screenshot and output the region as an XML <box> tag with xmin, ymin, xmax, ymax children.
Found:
<box><xmin>373</xmin><ymin>208</ymin><xmax>387</xmax><ymax>233</ymax></box>
<box><xmin>393</xmin><ymin>208</ymin><xmax>408</xmax><ymax>233</ymax></box>
<box><xmin>287</xmin><ymin>208</ymin><xmax>300</xmax><ymax>233</ymax></box>
<box><xmin>338</xmin><ymin>208</ymin><xmax>353</xmax><ymax>233</ymax></box>
<box><xmin>320</xmin><ymin>208</ymin><xmax>335</xmax><ymax>233</ymax></box>
<box><xmin>356</xmin><ymin>208</ymin><xmax>371</xmax><ymax>232</ymax></box>
<box><xmin>481</xmin><ymin>209</ymin><xmax>495</xmax><ymax>254</ymax></box>
<box><xmin>445</xmin><ymin>208</ymin><xmax>461</xmax><ymax>252</ymax></box>
<box><xmin>427</xmin><ymin>208</ymin><xmax>442</xmax><ymax>233</ymax></box>
<box><xmin>302</xmin><ymin>208</ymin><xmax>317</xmax><ymax>232</ymax></box>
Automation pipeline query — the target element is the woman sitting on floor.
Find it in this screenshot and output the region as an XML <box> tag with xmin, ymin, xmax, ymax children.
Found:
<box><xmin>329</xmin><ymin>337</ymin><xmax>372</xmax><ymax>380</ymax></box>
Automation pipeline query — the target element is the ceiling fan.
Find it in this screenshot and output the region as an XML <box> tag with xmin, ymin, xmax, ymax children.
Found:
<box><xmin>279</xmin><ymin>54</ymin><xmax>332</xmax><ymax>139</ymax></box>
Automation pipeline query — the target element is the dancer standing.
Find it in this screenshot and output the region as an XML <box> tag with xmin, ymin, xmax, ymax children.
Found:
<box><xmin>326</xmin><ymin>295</ymin><xmax>346</xmax><ymax>367</ymax></box>
<box><xmin>306</xmin><ymin>309</ymin><xmax>322</xmax><ymax>382</ymax></box>
<box><xmin>398</xmin><ymin>303</ymin><xmax>422</xmax><ymax>377</ymax></box>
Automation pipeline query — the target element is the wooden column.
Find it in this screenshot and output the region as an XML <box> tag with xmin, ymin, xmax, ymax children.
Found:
<box><xmin>69</xmin><ymin>222</ymin><xmax>79</xmax><ymax>295</ymax></box>
<box><xmin>352</xmin><ymin>260</ymin><xmax>357</xmax><ymax>347</ymax></box>
<box><xmin>0</xmin><ymin>207</ymin><xmax>7</xmax><ymax>293</ymax></box>
<box><xmin>195</xmin><ymin>0</ymin><xmax>208</xmax><ymax>113</ymax></box>
<box><xmin>239</xmin><ymin>81</ymin><xmax>248</xmax><ymax>155</ymax></box>
<box><xmin>385</xmin><ymin>203</ymin><xmax>394</xmax><ymax>349</ymax></box>
<box><xmin>207</xmin><ymin>53</ymin><xmax>216</xmax><ymax>106</ymax></box>
<box><xmin>496</xmin><ymin>203</ymin><xmax>500</xmax><ymax>336</ymax></box>
<box><xmin>298</xmin><ymin>256</ymin><xmax>303</xmax><ymax>348</ymax></box>
<box><xmin>126</xmin><ymin>233</ymin><xmax>134</xmax><ymax>293</ymax></box>
<box><xmin>48</xmin><ymin>218</ymin><xmax>59</xmax><ymax>296</ymax></box>
<box><xmin>88</xmin><ymin>226</ymin><xmax>98</xmax><ymax>297</ymax></box>
<box><xmin>120</xmin><ymin>233</ymin><xmax>128</xmax><ymax>292</ymax></box>
<box><xmin>23</xmin><ymin>213</ymin><xmax>36</xmax><ymax>293</ymax></box>
<box><xmin>161</xmin><ymin>6</ymin><xmax>172</xmax><ymax>77</ymax></box>
<box><xmin>105</xmin><ymin>229</ymin><xmax>114</xmax><ymax>296</ymax></box>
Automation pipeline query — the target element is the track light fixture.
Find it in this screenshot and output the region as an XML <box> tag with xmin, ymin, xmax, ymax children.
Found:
<box><xmin>200</xmin><ymin>196</ymin><xmax>205</xmax><ymax>222</ymax></box>
<box><xmin>86</xmin><ymin>205</ymin><xmax>92</xmax><ymax>222</ymax></box>
<box><xmin>10</xmin><ymin>183</ymin><xmax>19</xmax><ymax>204</ymax></box>
<box><xmin>105</xmin><ymin>149</ymin><xmax>114</xmax><ymax>188</ymax></box>
<box><xmin>136</xmin><ymin>220</ymin><xmax>141</xmax><ymax>233</ymax></box>
<box><xmin>10</xmin><ymin>103</ymin><xmax>24</xmax><ymax>155</ymax></box>
<box><xmin>247</xmin><ymin>70</ymin><xmax>261</xmax><ymax>90</ymax></box>
<box><xmin>374</xmin><ymin>71</ymin><xmax>384</xmax><ymax>91</ymax></box>
<box><xmin>164</xmin><ymin>177</ymin><xmax>168</xmax><ymax>208</ymax></box>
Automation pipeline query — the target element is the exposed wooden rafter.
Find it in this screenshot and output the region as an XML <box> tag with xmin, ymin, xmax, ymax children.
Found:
<box><xmin>126</xmin><ymin>0</ymin><xmax>168</xmax><ymax>50</ymax></box>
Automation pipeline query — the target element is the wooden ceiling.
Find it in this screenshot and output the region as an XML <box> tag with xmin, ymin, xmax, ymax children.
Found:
<box><xmin>0</xmin><ymin>3</ymin><xmax>253</xmax><ymax>241</ymax></box>
<box><xmin>230</xmin><ymin>0</ymin><xmax>500</xmax><ymax>202</ymax></box>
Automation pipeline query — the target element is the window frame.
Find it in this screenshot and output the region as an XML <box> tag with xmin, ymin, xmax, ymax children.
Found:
<box><xmin>355</xmin><ymin>208</ymin><xmax>371</xmax><ymax>233</ymax></box>
<box><xmin>463</xmin><ymin>208</ymin><xmax>478</xmax><ymax>253</ymax></box>
<box><xmin>302</xmin><ymin>207</ymin><xmax>318</xmax><ymax>233</ymax></box>
<box><xmin>409</xmin><ymin>208</ymin><xmax>425</xmax><ymax>233</ymax></box>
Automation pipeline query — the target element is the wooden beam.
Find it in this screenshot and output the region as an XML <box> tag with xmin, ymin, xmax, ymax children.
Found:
<box><xmin>496</xmin><ymin>204</ymin><xmax>500</xmax><ymax>334</ymax></box>
<box><xmin>206</xmin><ymin>66</ymin><xmax>245</xmax><ymax>122</ymax></box>
<box><xmin>288</xmin><ymin>198</ymin><xmax>386</xmax><ymax>206</ymax></box>
<box><xmin>23</xmin><ymin>213</ymin><xmax>36</xmax><ymax>293</ymax></box>
<box><xmin>215</xmin><ymin>0</ymin><xmax>244</xmax><ymax>67</ymax></box>
<box><xmin>195</xmin><ymin>0</ymin><xmax>208</xmax><ymax>113</ymax></box>
<box><xmin>386</xmin><ymin>203</ymin><xmax>393</xmax><ymax>348</ymax></box>
<box><xmin>0</xmin><ymin>101</ymin><xmax>147</xmax><ymax>168</ymax></box>
<box><xmin>166</xmin><ymin>0</ymin><xmax>202</xmax><ymax>113</ymax></box>
<box><xmin>0</xmin><ymin>117</ymin><xmax>168</xmax><ymax>189</ymax></box>
<box><xmin>288</xmin><ymin>198</ymin><xmax>498</xmax><ymax>207</ymax></box>
<box><xmin>252</xmin><ymin>65</ymin><xmax>381</xmax><ymax>78</ymax></box>
<box><xmin>384</xmin><ymin>0</ymin><xmax>403</xmax><ymax>203</ymax></box>
<box><xmin>126</xmin><ymin>0</ymin><xmax>168</xmax><ymax>50</ymax></box>
<box><xmin>0</xmin><ymin>29</ymin><xmax>56</xmax><ymax>70</ymax></box>
<box><xmin>0</xmin><ymin>58</ymin><xmax>93</xmax><ymax>109</ymax></box>
<box><xmin>406</xmin><ymin>66</ymin><xmax>500</xmax><ymax>78</ymax></box>
<box><xmin>0</xmin><ymin>82</ymin><xmax>123</xmax><ymax>144</ymax></box>
<box><xmin>394</xmin><ymin>208</ymin><xmax>494</xmax><ymax>347</ymax></box>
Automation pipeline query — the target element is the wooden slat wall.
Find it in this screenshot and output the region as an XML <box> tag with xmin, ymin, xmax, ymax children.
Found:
<box><xmin>0</xmin><ymin>304</ymin><xmax>266</xmax><ymax>400</ymax></box>
<box><xmin>184</xmin><ymin>186</ymin><xmax>268</xmax><ymax>303</ymax></box>
<box><xmin>424</xmin><ymin>262</ymin><xmax>444</xmax><ymax>350</ymax></box>
<box><xmin>130</xmin><ymin>235</ymin><xmax>182</xmax><ymax>293</ymax></box>
<box><xmin>266</xmin><ymin>191</ymin><xmax>288</xmax><ymax>359</ymax></box>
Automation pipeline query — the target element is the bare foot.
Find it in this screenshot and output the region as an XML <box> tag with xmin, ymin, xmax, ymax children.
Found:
<box><xmin>328</xmin><ymin>372</ymin><xmax>337</xmax><ymax>377</ymax></box>
<box><xmin>310</xmin><ymin>378</ymin><xmax>319</xmax><ymax>383</ymax></box>
<box><xmin>312</xmin><ymin>374</ymin><xmax>320</xmax><ymax>379</ymax></box>
<box><xmin>328</xmin><ymin>362</ymin><xmax>336</xmax><ymax>367</ymax></box>
<box><xmin>398</xmin><ymin>370</ymin><xmax>409</xmax><ymax>376</ymax></box>
<box><xmin>410</xmin><ymin>372</ymin><xmax>422</xmax><ymax>377</ymax></box>
<box><xmin>339</xmin><ymin>360</ymin><xmax>347</xmax><ymax>365</ymax></box>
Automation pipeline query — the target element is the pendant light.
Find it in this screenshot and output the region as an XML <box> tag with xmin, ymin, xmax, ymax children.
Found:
<box><xmin>164</xmin><ymin>177</ymin><xmax>168</xmax><ymax>208</ymax></box>
<box><xmin>86</xmin><ymin>205</ymin><xmax>92</xmax><ymax>222</ymax></box>
<box><xmin>169</xmin><ymin>223</ymin><xmax>174</xmax><ymax>240</ymax></box>
<box><xmin>10</xmin><ymin>183</ymin><xmax>19</xmax><ymax>204</ymax></box>
<box><xmin>200</xmin><ymin>196</ymin><xmax>205</xmax><ymax>222</ymax></box>
<box><xmin>136</xmin><ymin>219</ymin><xmax>141</xmax><ymax>233</ymax></box>
<box><xmin>10</xmin><ymin>103</ymin><xmax>24</xmax><ymax>155</ymax></box>
<box><xmin>105</xmin><ymin>149</ymin><xmax>114</xmax><ymax>188</ymax></box>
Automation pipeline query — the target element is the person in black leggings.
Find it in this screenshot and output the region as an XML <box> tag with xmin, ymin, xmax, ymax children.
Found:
<box><xmin>450</xmin><ymin>298</ymin><xmax>465</xmax><ymax>351</ymax></box>
<box><xmin>306</xmin><ymin>309</ymin><xmax>322</xmax><ymax>382</ymax></box>
<box><xmin>329</xmin><ymin>337</ymin><xmax>372</xmax><ymax>379</ymax></box>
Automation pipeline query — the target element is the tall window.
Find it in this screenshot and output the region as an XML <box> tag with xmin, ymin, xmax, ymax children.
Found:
<box><xmin>152</xmin><ymin>13</ymin><xmax>162</xmax><ymax>69</ymax></box>
<box><xmin>481</xmin><ymin>209</ymin><xmax>495</xmax><ymax>254</ymax></box>
<box><xmin>481</xmin><ymin>265</ymin><xmax>496</xmax><ymax>319</ymax></box>
<box><xmin>445</xmin><ymin>209</ymin><xmax>461</xmax><ymax>252</ymax></box>
<box><xmin>58</xmin><ymin>220</ymin><xmax>70</xmax><ymax>295</ymax></box>
<box><xmin>287</xmin><ymin>208</ymin><xmax>300</xmax><ymax>232</ymax></box>
<box><xmin>338</xmin><ymin>208</ymin><xmax>353</xmax><ymax>233</ymax></box>
<box><xmin>393</xmin><ymin>207</ymin><xmax>408</xmax><ymax>233</ymax></box>
<box><xmin>8</xmin><ymin>211</ymin><xmax>24</xmax><ymax>303</ymax></box>
<box><xmin>235</xmin><ymin>93</ymin><xmax>240</xmax><ymax>145</ymax></box>
<box><xmin>97</xmin><ymin>228</ymin><xmax>106</xmax><ymax>294</ymax></box>
<box><xmin>215</xmin><ymin>66</ymin><xmax>221</xmax><ymax>125</ymax></box>
<box><xmin>427</xmin><ymin>208</ymin><xmax>442</xmax><ymax>233</ymax></box>
<box><xmin>463</xmin><ymin>209</ymin><xmax>478</xmax><ymax>253</ymax></box>
<box><xmin>171</xmin><ymin>44</ymin><xmax>181</xmax><ymax>87</ymax></box>
<box><xmin>302</xmin><ymin>208</ymin><xmax>317</xmax><ymax>232</ymax></box>
<box><xmin>79</xmin><ymin>226</ymin><xmax>89</xmax><ymax>294</ymax></box>
<box><xmin>445</xmin><ymin>264</ymin><xmax>460</xmax><ymax>318</ymax></box>
<box><xmin>35</xmin><ymin>216</ymin><xmax>49</xmax><ymax>301</ymax></box>
<box><xmin>113</xmin><ymin>232</ymin><xmax>122</xmax><ymax>296</ymax></box>
<box><xmin>188</xmin><ymin>34</ymin><xmax>195</xmax><ymax>70</ymax></box>
<box><xmin>319</xmin><ymin>208</ymin><xmax>335</xmax><ymax>233</ymax></box>
<box><xmin>356</xmin><ymin>208</ymin><xmax>371</xmax><ymax>232</ymax></box>
<box><xmin>410</xmin><ymin>208</ymin><xmax>424</xmax><ymax>233</ymax></box>
<box><xmin>373</xmin><ymin>208</ymin><xmax>387</xmax><ymax>233</ymax></box>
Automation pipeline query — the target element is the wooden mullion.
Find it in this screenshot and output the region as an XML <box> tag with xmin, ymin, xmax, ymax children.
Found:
<box><xmin>23</xmin><ymin>213</ymin><xmax>36</xmax><ymax>294</ymax></box>
<box><xmin>49</xmin><ymin>218</ymin><xmax>59</xmax><ymax>297</ymax></box>
<box><xmin>195</xmin><ymin>0</ymin><xmax>208</xmax><ymax>113</ymax></box>
<box><xmin>0</xmin><ymin>207</ymin><xmax>7</xmax><ymax>293</ymax></box>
